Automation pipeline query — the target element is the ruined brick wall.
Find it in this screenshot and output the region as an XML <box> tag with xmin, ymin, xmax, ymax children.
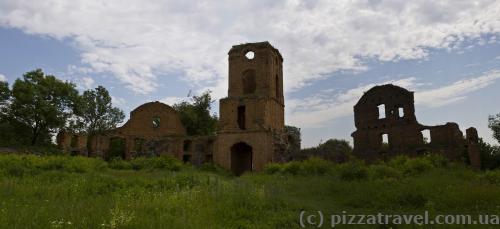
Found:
<box><xmin>96</xmin><ymin>101</ymin><xmax>186</xmax><ymax>159</ymax></box>
<box><xmin>215</xmin><ymin>41</ymin><xmax>286</xmax><ymax>174</ymax></box>
<box><xmin>181</xmin><ymin>136</ymin><xmax>216</xmax><ymax>166</ymax></box>
<box><xmin>466</xmin><ymin>127</ymin><xmax>481</xmax><ymax>169</ymax></box>
<box><xmin>56</xmin><ymin>131</ymin><xmax>88</xmax><ymax>156</ymax></box>
<box><xmin>114</xmin><ymin>101</ymin><xmax>186</xmax><ymax>137</ymax></box>
<box><xmin>352</xmin><ymin>85</ymin><xmax>423</xmax><ymax>160</ymax></box>
<box><xmin>352</xmin><ymin>84</ymin><xmax>480</xmax><ymax>168</ymax></box>
<box><xmin>59</xmin><ymin>101</ymin><xmax>187</xmax><ymax>160</ymax></box>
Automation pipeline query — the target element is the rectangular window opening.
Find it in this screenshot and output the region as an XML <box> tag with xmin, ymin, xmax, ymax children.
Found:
<box><xmin>398</xmin><ymin>107</ymin><xmax>404</xmax><ymax>118</ymax></box>
<box><xmin>382</xmin><ymin>133</ymin><xmax>389</xmax><ymax>144</ymax></box>
<box><xmin>378</xmin><ymin>104</ymin><xmax>386</xmax><ymax>119</ymax></box>
<box><xmin>421</xmin><ymin>129</ymin><xmax>431</xmax><ymax>144</ymax></box>
<box><xmin>237</xmin><ymin>106</ymin><xmax>246</xmax><ymax>130</ymax></box>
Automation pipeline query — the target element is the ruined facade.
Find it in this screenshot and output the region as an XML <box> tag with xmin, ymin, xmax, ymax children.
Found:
<box><xmin>58</xmin><ymin>41</ymin><xmax>286</xmax><ymax>174</ymax></box>
<box><xmin>351</xmin><ymin>84</ymin><xmax>481</xmax><ymax>169</ymax></box>
<box><xmin>58</xmin><ymin>101</ymin><xmax>218</xmax><ymax>165</ymax></box>
<box><xmin>214</xmin><ymin>42</ymin><xmax>287</xmax><ymax>175</ymax></box>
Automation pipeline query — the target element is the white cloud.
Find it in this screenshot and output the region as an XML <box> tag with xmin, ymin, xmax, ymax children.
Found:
<box><xmin>415</xmin><ymin>70</ymin><xmax>500</xmax><ymax>107</ymax></box>
<box><xmin>0</xmin><ymin>0</ymin><xmax>499</xmax><ymax>96</ymax></box>
<box><xmin>161</xmin><ymin>96</ymin><xmax>188</xmax><ymax>106</ymax></box>
<box><xmin>0</xmin><ymin>73</ymin><xmax>6</xmax><ymax>82</ymax></box>
<box><xmin>288</xmin><ymin>71</ymin><xmax>500</xmax><ymax>127</ymax></box>
<box><xmin>78</xmin><ymin>76</ymin><xmax>95</xmax><ymax>90</ymax></box>
<box><xmin>111</xmin><ymin>96</ymin><xmax>126</xmax><ymax>107</ymax></box>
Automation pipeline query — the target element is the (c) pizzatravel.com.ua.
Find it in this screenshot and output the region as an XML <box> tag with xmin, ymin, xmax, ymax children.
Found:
<box><xmin>299</xmin><ymin>210</ymin><xmax>500</xmax><ymax>227</ymax></box>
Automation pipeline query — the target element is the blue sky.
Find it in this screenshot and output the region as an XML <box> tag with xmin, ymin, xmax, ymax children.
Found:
<box><xmin>0</xmin><ymin>0</ymin><xmax>499</xmax><ymax>147</ymax></box>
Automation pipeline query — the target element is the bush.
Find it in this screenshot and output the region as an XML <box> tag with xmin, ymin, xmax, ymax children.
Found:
<box><xmin>368</xmin><ymin>164</ymin><xmax>401</xmax><ymax>180</ymax></box>
<box><xmin>264</xmin><ymin>163</ymin><xmax>283</xmax><ymax>174</ymax></box>
<box><xmin>110</xmin><ymin>156</ymin><xmax>183</xmax><ymax>171</ymax></box>
<box><xmin>299</xmin><ymin>157</ymin><xmax>332</xmax><ymax>175</ymax></box>
<box><xmin>423</xmin><ymin>154</ymin><xmax>449</xmax><ymax>168</ymax></box>
<box><xmin>282</xmin><ymin>162</ymin><xmax>301</xmax><ymax>175</ymax></box>
<box><xmin>386</xmin><ymin>155</ymin><xmax>435</xmax><ymax>176</ymax></box>
<box><xmin>263</xmin><ymin>158</ymin><xmax>333</xmax><ymax>175</ymax></box>
<box><xmin>337</xmin><ymin>160</ymin><xmax>368</xmax><ymax>181</ymax></box>
<box><xmin>0</xmin><ymin>154</ymin><xmax>107</xmax><ymax>176</ymax></box>
<box><xmin>479</xmin><ymin>170</ymin><xmax>500</xmax><ymax>184</ymax></box>
<box><xmin>401</xmin><ymin>158</ymin><xmax>434</xmax><ymax>175</ymax></box>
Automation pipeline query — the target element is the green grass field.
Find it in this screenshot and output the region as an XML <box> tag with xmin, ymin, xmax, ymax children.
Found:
<box><xmin>0</xmin><ymin>154</ymin><xmax>499</xmax><ymax>228</ymax></box>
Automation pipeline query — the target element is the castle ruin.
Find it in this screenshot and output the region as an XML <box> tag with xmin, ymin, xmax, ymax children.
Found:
<box><xmin>351</xmin><ymin>84</ymin><xmax>481</xmax><ymax>168</ymax></box>
<box><xmin>58</xmin><ymin>42</ymin><xmax>287</xmax><ymax>175</ymax></box>
<box><xmin>58</xmin><ymin>42</ymin><xmax>482</xmax><ymax>173</ymax></box>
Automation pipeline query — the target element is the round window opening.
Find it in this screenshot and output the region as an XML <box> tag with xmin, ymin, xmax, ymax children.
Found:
<box><xmin>245</xmin><ymin>51</ymin><xmax>255</xmax><ymax>60</ymax></box>
<box><xmin>152</xmin><ymin>117</ymin><xmax>161</xmax><ymax>128</ymax></box>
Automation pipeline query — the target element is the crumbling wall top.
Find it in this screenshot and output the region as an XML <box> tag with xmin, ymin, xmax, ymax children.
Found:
<box><xmin>228</xmin><ymin>41</ymin><xmax>283</xmax><ymax>61</ymax></box>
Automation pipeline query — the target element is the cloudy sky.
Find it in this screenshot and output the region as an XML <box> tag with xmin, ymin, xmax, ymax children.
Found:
<box><xmin>1</xmin><ymin>0</ymin><xmax>500</xmax><ymax>147</ymax></box>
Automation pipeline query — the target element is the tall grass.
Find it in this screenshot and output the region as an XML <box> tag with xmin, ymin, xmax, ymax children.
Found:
<box><xmin>0</xmin><ymin>153</ymin><xmax>499</xmax><ymax>228</ymax></box>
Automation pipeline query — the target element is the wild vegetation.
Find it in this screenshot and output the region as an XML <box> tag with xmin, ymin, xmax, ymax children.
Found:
<box><xmin>1</xmin><ymin>69</ymin><xmax>500</xmax><ymax>228</ymax></box>
<box><xmin>0</xmin><ymin>154</ymin><xmax>500</xmax><ymax>228</ymax></box>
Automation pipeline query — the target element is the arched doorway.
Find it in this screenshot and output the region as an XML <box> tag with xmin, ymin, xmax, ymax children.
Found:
<box><xmin>231</xmin><ymin>142</ymin><xmax>253</xmax><ymax>176</ymax></box>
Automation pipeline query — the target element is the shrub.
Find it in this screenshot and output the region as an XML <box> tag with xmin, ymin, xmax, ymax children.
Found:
<box><xmin>423</xmin><ymin>154</ymin><xmax>449</xmax><ymax>168</ymax></box>
<box><xmin>479</xmin><ymin>170</ymin><xmax>500</xmax><ymax>185</ymax></box>
<box><xmin>387</xmin><ymin>155</ymin><xmax>409</xmax><ymax>168</ymax></box>
<box><xmin>264</xmin><ymin>163</ymin><xmax>283</xmax><ymax>174</ymax></box>
<box><xmin>282</xmin><ymin>161</ymin><xmax>301</xmax><ymax>175</ymax></box>
<box><xmin>337</xmin><ymin>160</ymin><xmax>368</xmax><ymax>181</ymax></box>
<box><xmin>108</xmin><ymin>158</ymin><xmax>133</xmax><ymax>170</ymax></box>
<box><xmin>401</xmin><ymin>157</ymin><xmax>434</xmax><ymax>175</ymax></box>
<box><xmin>368</xmin><ymin>164</ymin><xmax>401</xmax><ymax>180</ymax></box>
<box><xmin>299</xmin><ymin>157</ymin><xmax>332</xmax><ymax>175</ymax></box>
<box><xmin>0</xmin><ymin>155</ymin><xmax>107</xmax><ymax>176</ymax></box>
<box><xmin>263</xmin><ymin>158</ymin><xmax>333</xmax><ymax>175</ymax></box>
<box><xmin>110</xmin><ymin>156</ymin><xmax>183</xmax><ymax>171</ymax></box>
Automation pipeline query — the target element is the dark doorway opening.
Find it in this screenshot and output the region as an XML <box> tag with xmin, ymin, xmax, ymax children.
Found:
<box><xmin>231</xmin><ymin>142</ymin><xmax>252</xmax><ymax>176</ymax></box>
<box><xmin>237</xmin><ymin>106</ymin><xmax>246</xmax><ymax>130</ymax></box>
<box><xmin>183</xmin><ymin>154</ymin><xmax>191</xmax><ymax>163</ymax></box>
<box><xmin>107</xmin><ymin>137</ymin><xmax>126</xmax><ymax>160</ymax></box>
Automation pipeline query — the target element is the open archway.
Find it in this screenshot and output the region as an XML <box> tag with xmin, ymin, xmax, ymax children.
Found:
<box><xmin>231</xmin><ymin>142</ymin><xmax>253</xmax><ymax>175</ymax></box>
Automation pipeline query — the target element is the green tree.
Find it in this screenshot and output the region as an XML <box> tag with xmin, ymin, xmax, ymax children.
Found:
<box><xmin>73</xmin><ymin>86</ymin><xmax>125</xmax><ymax>153</ymax></box>
<box><xmin>0</xmin><ymin>81</ymin><xmax>33</xmax><ymax>146</ymax></box>
<box><xmin>285</xmin><ymin>125</ymin><xmax>301</xmax><ymax>158</ymax></box>
<box><xmin>489</xmin><ymin>113</ymin><xmax>500</xmax><ymax>144</ymax></box>
<box><xmin>173</xmin><ymin>91</ymin><xmax>218</xmax><ymax>136</ymax></box>
<box><xmin>300</xmin><ymin>139</ymin><xmax>352</xmax><ymax>162</ymax></box>
<box><xmin>8</xmin><ymin>69</ymin><xmax>79</xmax><ymax>145</ymax></box>
<box><xmin>0</xmin><ymin>81</ymin><xmax>10</xmax><ymax>106</ymax></box>
<box><xmin>478</xmin><ymin>138</ymin><xmax>500</xmax><ymax>170</ymax></box>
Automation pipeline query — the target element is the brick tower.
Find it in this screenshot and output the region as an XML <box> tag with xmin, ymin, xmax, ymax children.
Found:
<box><xmin>215</xmin><ymin>41</ymin><xmax>285</xmax><ymax>175</ymax></box>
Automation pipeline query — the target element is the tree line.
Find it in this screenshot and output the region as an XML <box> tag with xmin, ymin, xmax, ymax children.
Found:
<box><xmin>0</xmin><ymin>69</ymin><xmax>221</xmax><ymax>153</ymax></box>
<box><xmin>0</xmin><ymin>69</ymin><xmax>125</xmax><ymax>151</ymax></box>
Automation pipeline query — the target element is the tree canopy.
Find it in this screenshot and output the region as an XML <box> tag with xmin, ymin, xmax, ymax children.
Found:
<box><xmin>71</xmin><ymin>86</ymin><xmax>125</xmax><ymax>154</ymax></box>
<box><xmin>173</xmin><ymin>91</ymin><xmax>218</xmax><ymax>136</ymax></box>
<box><xmin>0</xmin><ymin>81</ymin><xmax>10</xmax><ymax>106</ymax></box>
<box><xmin>299</xmin><ymin>139</ymin><xmax>352</xmax><ymax>162</ymax></box>
<box><xmin>8</xmin><ymin>69</ymin><xmax>79</xmax><ymax>145</ymax></box>
<box><xmin>489</xmin><ymin>113</ymin><xmax>500</xmax><ymax>144</ymax></box>
<box><xmin>72</xmin><ymin>86</ymin><xmax>125</xmax><ymax>135</ymax></box>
